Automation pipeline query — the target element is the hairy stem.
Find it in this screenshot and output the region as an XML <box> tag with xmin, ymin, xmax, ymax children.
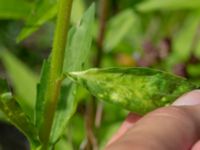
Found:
<box><xmin>40</xmin><ymin>0</ymin><xmax>73</xmax><ymax>148</ymax></box>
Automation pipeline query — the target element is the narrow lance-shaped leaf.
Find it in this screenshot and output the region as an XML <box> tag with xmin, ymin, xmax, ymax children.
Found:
<box><xmin>1</xmin><ymin>50</ymin><xmax>38</xmax><ymax>119</ymax></box>
<box><xmin>104</xmin><ymin>9</ymin><xmax>137</xmax><ymax>52</ymax></box>
<box><xmin>137</xmin><ymin>0</ymin><xmax>200</xmax><ymax>12</ymax></box>
<box><xmin>17</xmin><ymin>0</ymin><xmax>85</xmax><ymax>42</ymax></box>
<box><xmin>0</xmin><ymin>77</ymin><xmax>9</xmax><ymax>94</ymax></box>
<box><xmin>173</xmin><ymin>12</ymin><xmax>200</xmax><ymax>61</ymax></box>
<box><xmin>66</xmin><ymin>67</ymin><xmax>198</xmax><ymax>115</ymax></box>
<box><xmin>35</xmin><ymin>59</ymin><xmax>50</xmax><ymax>128</ymax></box>
<box><xmin>17</xmin><ymin>0</ymin><xmax>58</xmax><ymax>42</ymax></box>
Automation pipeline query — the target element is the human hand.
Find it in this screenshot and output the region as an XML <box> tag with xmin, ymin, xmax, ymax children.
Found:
<box><xmin>106</xmin><ymin>90</ymin><xmax>200</xmax><ymax>150</ymax></box>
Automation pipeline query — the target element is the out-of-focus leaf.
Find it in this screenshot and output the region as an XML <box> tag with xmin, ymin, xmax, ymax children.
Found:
<box><xmin>97</xmin><ymin>102</ymin><xmax>128</xmax><ymax>149</ymax></box>
<box><xmin>67</xmin><ymin>67</ymin><xmax>197</xmax><ymax>115</ymax></box>
<box><xmin>0</xmin><ymin>77</ymin><xmax>39</xmax><ymax>148</ymax></box>
<box><xmin>173</xmin><ymin>12</ymin><xmax>200</xmax><ymax>61</ymax></box>
<box><xmin>0</xmin><ymin>77</ymin><xmax>9</xmax><ymax>94</ymax></box>
<box><xmin>71</xmin><ymin>0</ymin><xmax>85</xmax><ymax>24</ymax></box>
<box><xmin>0</xmin><ymin>78</ymin><xmax>10</xmax><ymax>124</ymax></box>
<box><xmin>17</xmin><ymin>0</ymin><xmax>85</xmax><ymax>42</ymax></box>
<box><xmin>17</xmin><ymin>0</ymin><xmax>58</xmax><ymax>42</ymax></box>
<box><xmin>195</xmin><ymin>43</ymin><xmax>200</xmax><ymax>59</ymax></box>
<box><xmin>104</xmin><ymin>9</ymin><xmax>137</xmax><ymax>52</ymax></box>
<box><xmin>137</xmin><ymin>0</ymin><xmax>200</xmax><ymax>12</ymax></box>
<box><xmin>99</xmin><ymin>122</ymin><xmax>121</xmax><ymax>150</ymax></box>
<box><xmin>50</xmin><ymin>4</ymin><xmax>95</xmax><ymax>143</ymax></box>
<box><xmin>0</xmin><ymin>110</ymin><xmax>6</xmax><ymax>121</ymax></box>
<box><xmin>67</xmin><ymin>114</ymin><xmax>85</xmax><ymax>147</ymax></box>
<box><xmin>187</xmin><ymin>64</ymin><xmax>200</xmax><ymax>77</ymax></box>
<box><xmin>35</xmin><ymin>59</ymin><xmax>50</xmax><ymax>128</ymax></box>
<box><xmin>194</xmin><ymin>24</ymin><xmax>200</xmax><ymax>59</ymax></box>
<box><xmin>0</xmin><ymin>0</ymin><xmax>32</xmax><ymax>20</ymax></box>
<box><xmin>1</xmin><ymin>50</ymin><xmax>38</xmax><ymax>119</ymax></box>
<box><xmin>54</xmin><ymin>138</ymin><xmax>73</xmax><ymax>150</ymax></box>
<box><xmin>0</xmin><ymin>94</ymin><xmax>40</xmax><ymax>148</ymax></box>
<box><xmin>118</xmin><ymin>0</ymin><xmax>141</xmax><ymax>9</ymax></box>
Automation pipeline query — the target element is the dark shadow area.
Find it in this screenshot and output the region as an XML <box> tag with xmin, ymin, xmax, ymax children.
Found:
<box><xmin>0</xmin><ymin>122</ymin><xmax>29</xmax><ymax>150</ymax></box>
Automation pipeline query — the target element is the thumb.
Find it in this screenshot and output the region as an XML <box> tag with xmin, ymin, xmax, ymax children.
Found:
<box><xmin>106</xmin><ymin>90</ymin><xmax>200</xmax><ymax>150</ymax></box>
<box><xmin>173</xmin><ymin>90</ymin><xmax>200</xmax><ymax>150</ymax></box>
<box><xmin>173</xmin><ymin>90</ymin><xmax>200</xmax><ymax>106</ymax></box>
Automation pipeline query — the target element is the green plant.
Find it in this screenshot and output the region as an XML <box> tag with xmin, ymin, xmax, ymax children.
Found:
<box><xmin>0</xmin><ymin>0</ymin><xmax>95</xmax><ymax>149</ymax></box>
<box><xmin>0</xmin><ymin>0</ymin><xmax>200</xmax><ymax>150</ymax></box>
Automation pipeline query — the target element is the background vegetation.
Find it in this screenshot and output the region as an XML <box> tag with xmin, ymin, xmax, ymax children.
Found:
<box><xmin>0</xmin><ymin>0</ymin><xmax>200</xmax><ymax>149</ymax></box>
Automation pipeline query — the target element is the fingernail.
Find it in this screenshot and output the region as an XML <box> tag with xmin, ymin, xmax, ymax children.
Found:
<box><xmin>173</xmin><ymin>90</ymin><xmax>200</xmax><ymax>106</ymax></box>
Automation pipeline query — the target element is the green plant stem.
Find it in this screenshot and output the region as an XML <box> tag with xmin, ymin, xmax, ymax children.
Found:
<box><xmin>40</xmin><ymin>0</ymin><xmax>73</xmax><ymax>148</ymax></box>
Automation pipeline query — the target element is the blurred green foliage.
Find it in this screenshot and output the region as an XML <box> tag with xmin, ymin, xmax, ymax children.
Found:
<box><xmin>1</xmin><ymin>0</ymin><xmax>200</xmax><ymax>149</ymax></box>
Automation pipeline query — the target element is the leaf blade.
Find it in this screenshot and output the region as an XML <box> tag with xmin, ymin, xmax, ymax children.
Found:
<box><xmin>17</xmin><ymin>0</ymin><xmax>85</xmax><ymax>42</ymax></box>
<box><xmin>35</xmin><ymin>59</ymin><xmax>50</xmax><ymax>128</ymax></box>
<box><xmin>17</xmin><ymin>0</ymin><xmax>58</xmax><ymax>42</ymax></box>
<box><xmin>67</xmin><ymin>67</ymin><xmax>197</xmax><ymax>115</ymax></box>
<box><xmin>1</xmin><ymin>50</ymin><xmax>38</xmax><ymax>119</ymax></box>
<box><xmin>137</xmin><ymin>0</ymin><xmax>200</xmax><ymax>12</ymax></box>
<box><xmin>0</xmin><ymin>77</ymin><xmax>39</xmax><ymax>148</ymax></box>
<box><xmin>104</xmin><ymin>9</ymin><xmax>137</xmax><ymax>52</ymax></box>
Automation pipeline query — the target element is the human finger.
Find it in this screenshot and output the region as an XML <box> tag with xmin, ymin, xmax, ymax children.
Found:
<box><xmin>106</xmin><ymin>90</ymin><xmax>200</xmax><ymax>150</ymax></box>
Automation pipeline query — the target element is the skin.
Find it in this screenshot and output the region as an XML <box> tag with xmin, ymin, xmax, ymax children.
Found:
<box><xmin>106</xmin><ymin>90</ymin><xmax>200</xmax><ymax>150</ymax></box>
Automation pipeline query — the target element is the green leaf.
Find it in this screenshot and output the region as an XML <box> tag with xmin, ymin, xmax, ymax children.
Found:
<box><xmin>173</xmin><ymin>12</ymin><xmax>200</xmax><ymax>62</ymax></box>
<box><xmin>0</xmin><ymin>77</ymin><xmax>9</xmax><ymax>94</ymax></box>
<box><xmin>99</xmin><ymin>122</ymin><xmax>121</xmax><ymax>149</ymax></box>
<box><xmin>0</xmin><ymin>78</ymin><xmax>9</xmax><ymax>121</ymax></box>
<box><xmin>0</xmin><ymin>78</ymin><xmax>39</xmax><ymax>148</ymax></box>
<box><xmin>0</xmin><ymin>94</ymin><xmax>40</xmax><ymax>148</ymax></box>
<box><xmin>1</xmin><ymin>50</ymin><xmax>38</xmax><ymax>119</ymax></box>
<box><xmin>71</xmin><ymin>0</ymin><xmax>85</xmax><ymax>24</ymax></box>
<box><xmin>35</xmin><ymin>59</ymin><xmax>50</xmax><ymax>128</ymax></box>
<box><xmin>50</xmin><ymin>4</ymin><xmax>95</xmax><ymax>143</ymax></box>
<box><xmin>0</xmin><ymin>0</ymin><xmax>32</xmax><ymax>20</ymax></box>
<box><xmin>66</xmin><ymin>67</ymin><xmax>197</xmax><ymax>115</ymax></box>
<box><xmin>104</xmin><ymin>9</ymin><xmax>137</xmax><ymax>52</ymax></box>
<box><xmin>17</xmin><ymin>0</ymin><xmax>58</xmax><ymax>42</ymax></box>
<box><xmin>54</xmin><ymin>137</ymin><xmax>73</xmax><ymax>150</ymax></box>
<box><xmin>17</xmin><ymin>0</ymin><xmax>85</xmax><ymax>42</ymax></box>
<box><xmin>63</xmin><ymin>8</ymin><xmax>94</xmax><ymax>71</ymax></box>
<box><xmin>137</xmin><ymin>0</ymin><xmax>200</xmax><ymax>12</ymax></box>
